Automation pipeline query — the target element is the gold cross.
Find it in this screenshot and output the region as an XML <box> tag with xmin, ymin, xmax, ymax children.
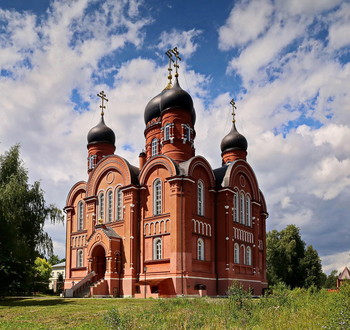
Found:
<box><xmin>230</xmin><ymin>98</ymin><xmax>237</xmax><ymax>123</ymax></box>
<box><xmin>97</xmin><ymin>91</ymin><xmax>108</xmax><ymax>116</ymax></box>
<box><xmin>171</xmin><ymin>47</ymin><xmax>181</xmax><ymax>78</ymax></box>
<box><xmin>165</xmin><ymin>49</ymin><xmax>174</xmax><ymax>88</ymax></box>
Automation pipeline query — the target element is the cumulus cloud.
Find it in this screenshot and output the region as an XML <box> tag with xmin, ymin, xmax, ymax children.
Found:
<box><xmin>157</xmin><ymin>28</ymin><xmax>202</xmax><ymax>58</ymax></box>
<box><xmin>0</xmin><ymin>0</ymin><xmax>151</xmax><ymax>256</ymax></box>
<box><xmin>218</xmin><ymin>0</ymin><xmax>273</xmax><ymax>50</ymax></box>
<box><xmin>216</xmin><ymin>0</ymin><xmax>350</xmax><ymax>271</ymax></box>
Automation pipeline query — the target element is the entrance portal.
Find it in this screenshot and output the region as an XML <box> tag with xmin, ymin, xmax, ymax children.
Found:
<box><xmin>91</xmin><ymin>245</ymin><xmax>106</xmax><ymax>280</ymax></box>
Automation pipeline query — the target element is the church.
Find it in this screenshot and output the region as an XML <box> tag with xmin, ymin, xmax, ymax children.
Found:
<box><xmin>64</xmin><ymin>48</ymin><xmax>268</xmax><ymax>298</ymax></box>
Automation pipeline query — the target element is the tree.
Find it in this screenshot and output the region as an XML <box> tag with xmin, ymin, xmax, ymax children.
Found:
<box><xmin>266</xmin><ymin>224</ymin><xmax>323</xmax><ymax>289</ymax></box>
<box><xmin>0</xmin><ymin>145</ymin><xmax>63</xmax><ymax>296</ymax></box>
<box><xmin>302</xmin><ymin>245</ymin><xmax>323</xmax><ymax>289</ymax></box>
<box><xmin>323</xmin><ymin>270</ymin><xmax>338</xmax><ymax>289</ymax></box>
<box><xmin>48</xmin><ymin>254</ymin><xmax>65</xmax><ymax>266</ymax></box>
<box><xmin>32</xmin><ymin>257</ymin><xmax>52</xmax><ymax>293</ymax></box>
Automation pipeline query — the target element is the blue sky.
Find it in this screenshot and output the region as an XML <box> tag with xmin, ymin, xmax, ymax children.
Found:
<box><xmin>0</xmin><ymin>0</ymin><xmax>349</xmax><ymax>274</ymax></box>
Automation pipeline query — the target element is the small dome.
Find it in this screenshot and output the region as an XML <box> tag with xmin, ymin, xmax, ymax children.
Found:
<box><xmin>87</xmin><ymin>116</ymin><xmax>115</xmax><ymax>146</ymax></box>
<box><xmin>144</xmin><ymin>91</ymin><xmax>162</xmax><ymax>124</ymax></box>
<box><xmin>220</xmin><ymin>123</ymin><xmax>247</xmax><ymax>152</ymax></box>
<box><xmin>160</xmin><ymin>79</ymin><xmax>196</xmax><ymax>124</ymax></box>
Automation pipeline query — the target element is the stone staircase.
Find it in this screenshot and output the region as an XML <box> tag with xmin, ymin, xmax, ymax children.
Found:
<box><xmin>90</xmin><ymin>278</ymin><xmax>109</xmax><ymax>297</ymax></box>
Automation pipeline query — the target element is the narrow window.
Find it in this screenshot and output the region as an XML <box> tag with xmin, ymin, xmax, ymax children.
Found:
<box><xmin>98</xmin><ymin>192</ymin><xmax>104</xmax><ymax>222</ymax></box>
<box><xmin>153</xmin><ymin>179</ymin><xmax>162</xmax><ymax>215</ymax></box>
<box><xmin>246</xmin><ymin>246</ymin><xmax>252</xmax><ymax>266</ymax></box>
<box><xmin>107</xmin><ymin>190</ymin><xmax>113</xmax><ymax>222</ymax></box>
<box><xmin>164</xmin><ymin>124</ymin><xmax>171</xmax><ymax>140</ymax></box>
<box><xmin>234</xmin><ymin>243</ymin><xmax>240</xmax><ymax>264</ymax></box>
<box><xmin>115</xmin><ymin>187</ymin><xmax>123</xmax><ymax>221</ymax></box>
<box><xmin>246</xmin><ymin>195</ymin><xmax>251</xmax><ymax>226</ymax></box>
<box><xmin>233</xmin><ymin>191</ymin><xmax>239</xmax><ymax>222</ymax></box>
<box><xmin>183</xmin><ymin>124</ymin><xmax>191</xmax><ymax>142</ymax></box>
<box><xmin>153</xmin><ymin>238</ymin><xmax>162</xmax><ymax>260</ymax></box>
<box><xmin>151</xmin><ymin>138</ymin><xmax>158</xmax><ymax>156</ymax></box>
<box><xmin>197</xmin><ymin>181</ymin><xmax>204</xmax><ymax>216</ymax></box>
<box><xmin>77</xmin><ymin>201</ymin><xmax>83</xmax><ymax>231</ymax></box>
<box><xmin>240</xmin><ymin>193</ymin><xmax>245</xmax><ymax>224</ymax></box>
<box><xmin>240</xmin><ymin>245</ymin><xmax>245</xmax><ymax>265</ymax></box>
<box><xmin>197</xmin><ymin>238</ymin><xmax>204</xmax><ymax>261</ymax></box>
<box><xmin>77</xmin><ymin>249</ymin><xmax>83</xmax><ymax>267</ymax></box>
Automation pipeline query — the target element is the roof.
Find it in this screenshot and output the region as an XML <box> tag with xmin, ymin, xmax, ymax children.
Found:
<box><xmin>52</xmin><ymin>261</ymin><xmax>65</xmax><ymax>268</ymax></box>
<box><xmin>338</xmin><ymin>266</ymin><xmax>350</xmax><ymax>280</ymax></box>
<box><xmin>101</xmin><ymin>226</ymin><xmax>122</xmax><ymax>239</ymax></box>
<box><xmin>213</xmin><ymin>164</ymin><xmax>230</xmax><ymax>188</ymax></box>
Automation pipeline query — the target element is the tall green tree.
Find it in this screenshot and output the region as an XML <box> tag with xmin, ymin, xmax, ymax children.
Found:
<box><xmin>32</xmin><ymin>257</ymin><xmax>52</xmax><ymax>293</ymax></box>
<box><xmin>266</xmin><ymin>224</ymin><xmax>323</xmax><ymax>289</ymax></box>
<box><xmin>323</xmin><ymin>270</ymin><xmax>338</xmax><ymax>289</ymax></box>
<box><xmin>0</xmin><ymin>145</ymin><xmax>63</xmax><ymax>295</ymax></box>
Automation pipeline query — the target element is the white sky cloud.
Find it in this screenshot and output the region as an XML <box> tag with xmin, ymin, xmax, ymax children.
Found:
<box><xmin>157</xmin><ymin>28</ymin><xmax>202</xmax><ymax>58</ymax></box>
<box><xmin>0</xmin><ymin>0</ymin><xmax>349</xmax><ymax>274</ymax></box>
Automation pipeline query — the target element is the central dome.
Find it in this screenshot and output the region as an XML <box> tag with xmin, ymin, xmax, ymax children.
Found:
<box><xmin>160</xmin><ymin>79</ymin><xmax>196</xmax><ymax>124</ymax></box>
<box><xmin>87</xmin><ymin>116</ymin><xmax>115</xmax><ymax>146</ymax></box>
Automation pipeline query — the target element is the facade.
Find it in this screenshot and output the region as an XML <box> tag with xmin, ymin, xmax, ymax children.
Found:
<box><xmin>64</xmin><ymin>49</ymin><xmax>268</xmax><ymax>297</ymax></box>
<box><xmin>49</xmin><ymin>261</ymin><xmax>65</xmax><ymax>293</ymax></box>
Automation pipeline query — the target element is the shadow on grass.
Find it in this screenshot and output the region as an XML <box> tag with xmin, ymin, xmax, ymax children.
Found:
<box><xmin>0</xmin><ymin>297</ymin><xmax>74</xmax><ymax>307</ymax></box>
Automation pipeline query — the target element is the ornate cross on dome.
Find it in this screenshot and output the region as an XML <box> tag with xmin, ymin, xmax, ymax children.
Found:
<box><xmin>171</xmin><ymin>47</ymin><xmax>181</xmax><ymax>78</ymax></box>
<box><xmin>97</xmin><ymin>91</ymin><xmax>108</xmax><ymax>116</ymax></box>
<box><xmin>165</xmin><ymin>49</ymin><xmax>174</xmax><ymax>88</ymax></box>
<box><xmin>230</xmin><ymin>98</ymin><xmax>237</xmax><ymax>123</ymax></box>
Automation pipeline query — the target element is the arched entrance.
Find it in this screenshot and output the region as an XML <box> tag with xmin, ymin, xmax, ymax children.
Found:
<box><xmin>91</xmin><ymin>245</ymin><xmax>106</xmax><ymax>280</ymax></box>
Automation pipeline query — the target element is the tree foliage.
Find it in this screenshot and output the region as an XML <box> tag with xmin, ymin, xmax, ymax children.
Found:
<box><xmin>0</xmin><ymin>145</ymin><xmax>63</xmax><ymax>295</ymax></box>
<box><xmin>32</xmin><ymin>257</ymin><xmax>52</xmax><ymax>292</ymax></box>
<box><xmin>266</xmin><ymin>224</ymin><xmax>324</xmax><ymax>289</ymax></box>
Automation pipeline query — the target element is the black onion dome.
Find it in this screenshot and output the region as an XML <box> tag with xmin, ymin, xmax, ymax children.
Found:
<box><xmin>144</xmin><ymin>91</ymin><xmax>162</xmax><ymax>124</ymax></box>
<box><xmin>160</xmin><ymin>78</ymin><xmax>196</xmax><ymax>124</ymax></box>
<box><xmin>220</xmin><ymin>123</ymin><xmax>247</xmax><ymax>152</ymax></box>
<box><xmin>87</xmin><ymin>116</ymin><xmax>115</xmax><ymax>146</ymax></box>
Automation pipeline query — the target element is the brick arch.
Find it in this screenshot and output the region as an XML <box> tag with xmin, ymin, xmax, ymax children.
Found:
<box><xmin>139</xmin><ymin>155</ymin><xmax>178</xmax><ymax>184</ymax></box>
<box><xmin>179</xmin><ymin>156</ymin><xmax>216</xmax><ymax>187</ymax></box>
<box><xmin>65</xmin><ymin>181</ymin><xmax>87</xmax><ymax>207</ymax></box>
<box><xmin>86</xmin><ymin>155</ymin><xmax>138</xmax><ymax>196</ymax></box>
<box><xmin>222</xmin><ymin>160</ymin><xmax>260</xmax><ymax>201</ymax></box>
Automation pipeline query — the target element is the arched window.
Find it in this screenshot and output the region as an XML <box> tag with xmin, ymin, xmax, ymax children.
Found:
<box><xmin>77</xmin><ymin>249</ymin><xmax>83</xmax><ymax>267</ymax></box>
<box><xmin>246</xmin><ymin>195</ymin><xmax>251</xmax><ymax>226</ymax></box>
<box><xmin>77</xmin><ymin>201</ymin><xmax>84</xmax><ymax>231</ymax></box>
<box><xmin>153</xmin><ymin>179</ymin><xmax>162</xmax><ymax>215</ymax></box>
<box><xmin>115</xmin><ymin>187</ymin><xmax>123</xmax><ymax>221</ymax></box>
<box><xmin>234</xmin><ymin>243</ymin><xmax>239</xmax><ymax>264</ymax></box>
<box><xmin>164</xmin><ymin>123</ymin><xmax>171</xmax><ymax>140</ymax></box>
<box><xmin>197</xmin><ymin>180</ymin><xmax>204</xmax><ymax>216</ymax></box>
<box><xmin>151</xmin><ymin>138</ymin><xmax>158</xmax><ymax>156</ymax></box>
<box><xmin>233</xmin><ymin>191</ymin><xmax>239</xmax><ymax>222</ymax></box>
<box><xmin>246</xmin><ymin>246</ymin><xmax>252</xmax><ymax>266</ymax></box>
<box><xmin>98</xmin><ymin>192</ymin><xmax>104</xmax><ymax>222</ymax></box>
<box><xmin>197</xmin><ymin>238</ymin><xmax>205</xmax><ymax>261</ymax></box>
<box><xmin>240</xmin><ymin>245</ymin><xmax>246</xmax><ymax>265</ymax></box>
<box><xmin>240</xmin><ymin>193</ymin><xmax>245</xmax><ymax>224</ymax></box>
<box><xmin>107</xmin><ymin>190</ymin><xmax>113</xmax><ymax>222</ymax></box>
<box><xmin>153</xmin><ymin>238</ymin><xmax>162</xmax><ymax>260</ymax></box>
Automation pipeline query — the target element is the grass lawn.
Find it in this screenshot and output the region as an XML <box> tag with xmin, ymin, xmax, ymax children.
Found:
<box><xmin>0</xmin><ymin>297</ymin><xmax>151</xmax><ymax>329</ymax></box>
<box><xmin>0</xmin><ymin>285</ymin><xmax>349</xmax><ymax>329</ymax></box>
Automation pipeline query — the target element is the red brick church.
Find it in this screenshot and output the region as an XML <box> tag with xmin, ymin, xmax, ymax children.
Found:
<box><xmin>64</xmin><ymin>49</ymin><xmax>268</xmax><ymax>297</ymax></box>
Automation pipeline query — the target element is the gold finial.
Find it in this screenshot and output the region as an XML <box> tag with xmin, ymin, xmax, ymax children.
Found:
<box><xmin>171</xmin><ymin>47</ymin><xmax>181</xmax><ymax>78</ymax></box>
<box><xmin>97</xmin><ymin>91</ymin><xmax>108</xmax><ymax>116</ymax></box>
<box><xmin>230</xmin><ymin>98</ymin><xmax>237</xmax><ymax>123</ymax></box>
<box><xmin>165</xmin><ymin>49</ymin><xmax>174</xmax><ymax>89</ymax></box>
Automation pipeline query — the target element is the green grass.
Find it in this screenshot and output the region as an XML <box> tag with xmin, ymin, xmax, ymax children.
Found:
<box><xmin>0</xmin><ymin>285</ymin><xmax>349</xmax><ymax>329</ymax></box>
